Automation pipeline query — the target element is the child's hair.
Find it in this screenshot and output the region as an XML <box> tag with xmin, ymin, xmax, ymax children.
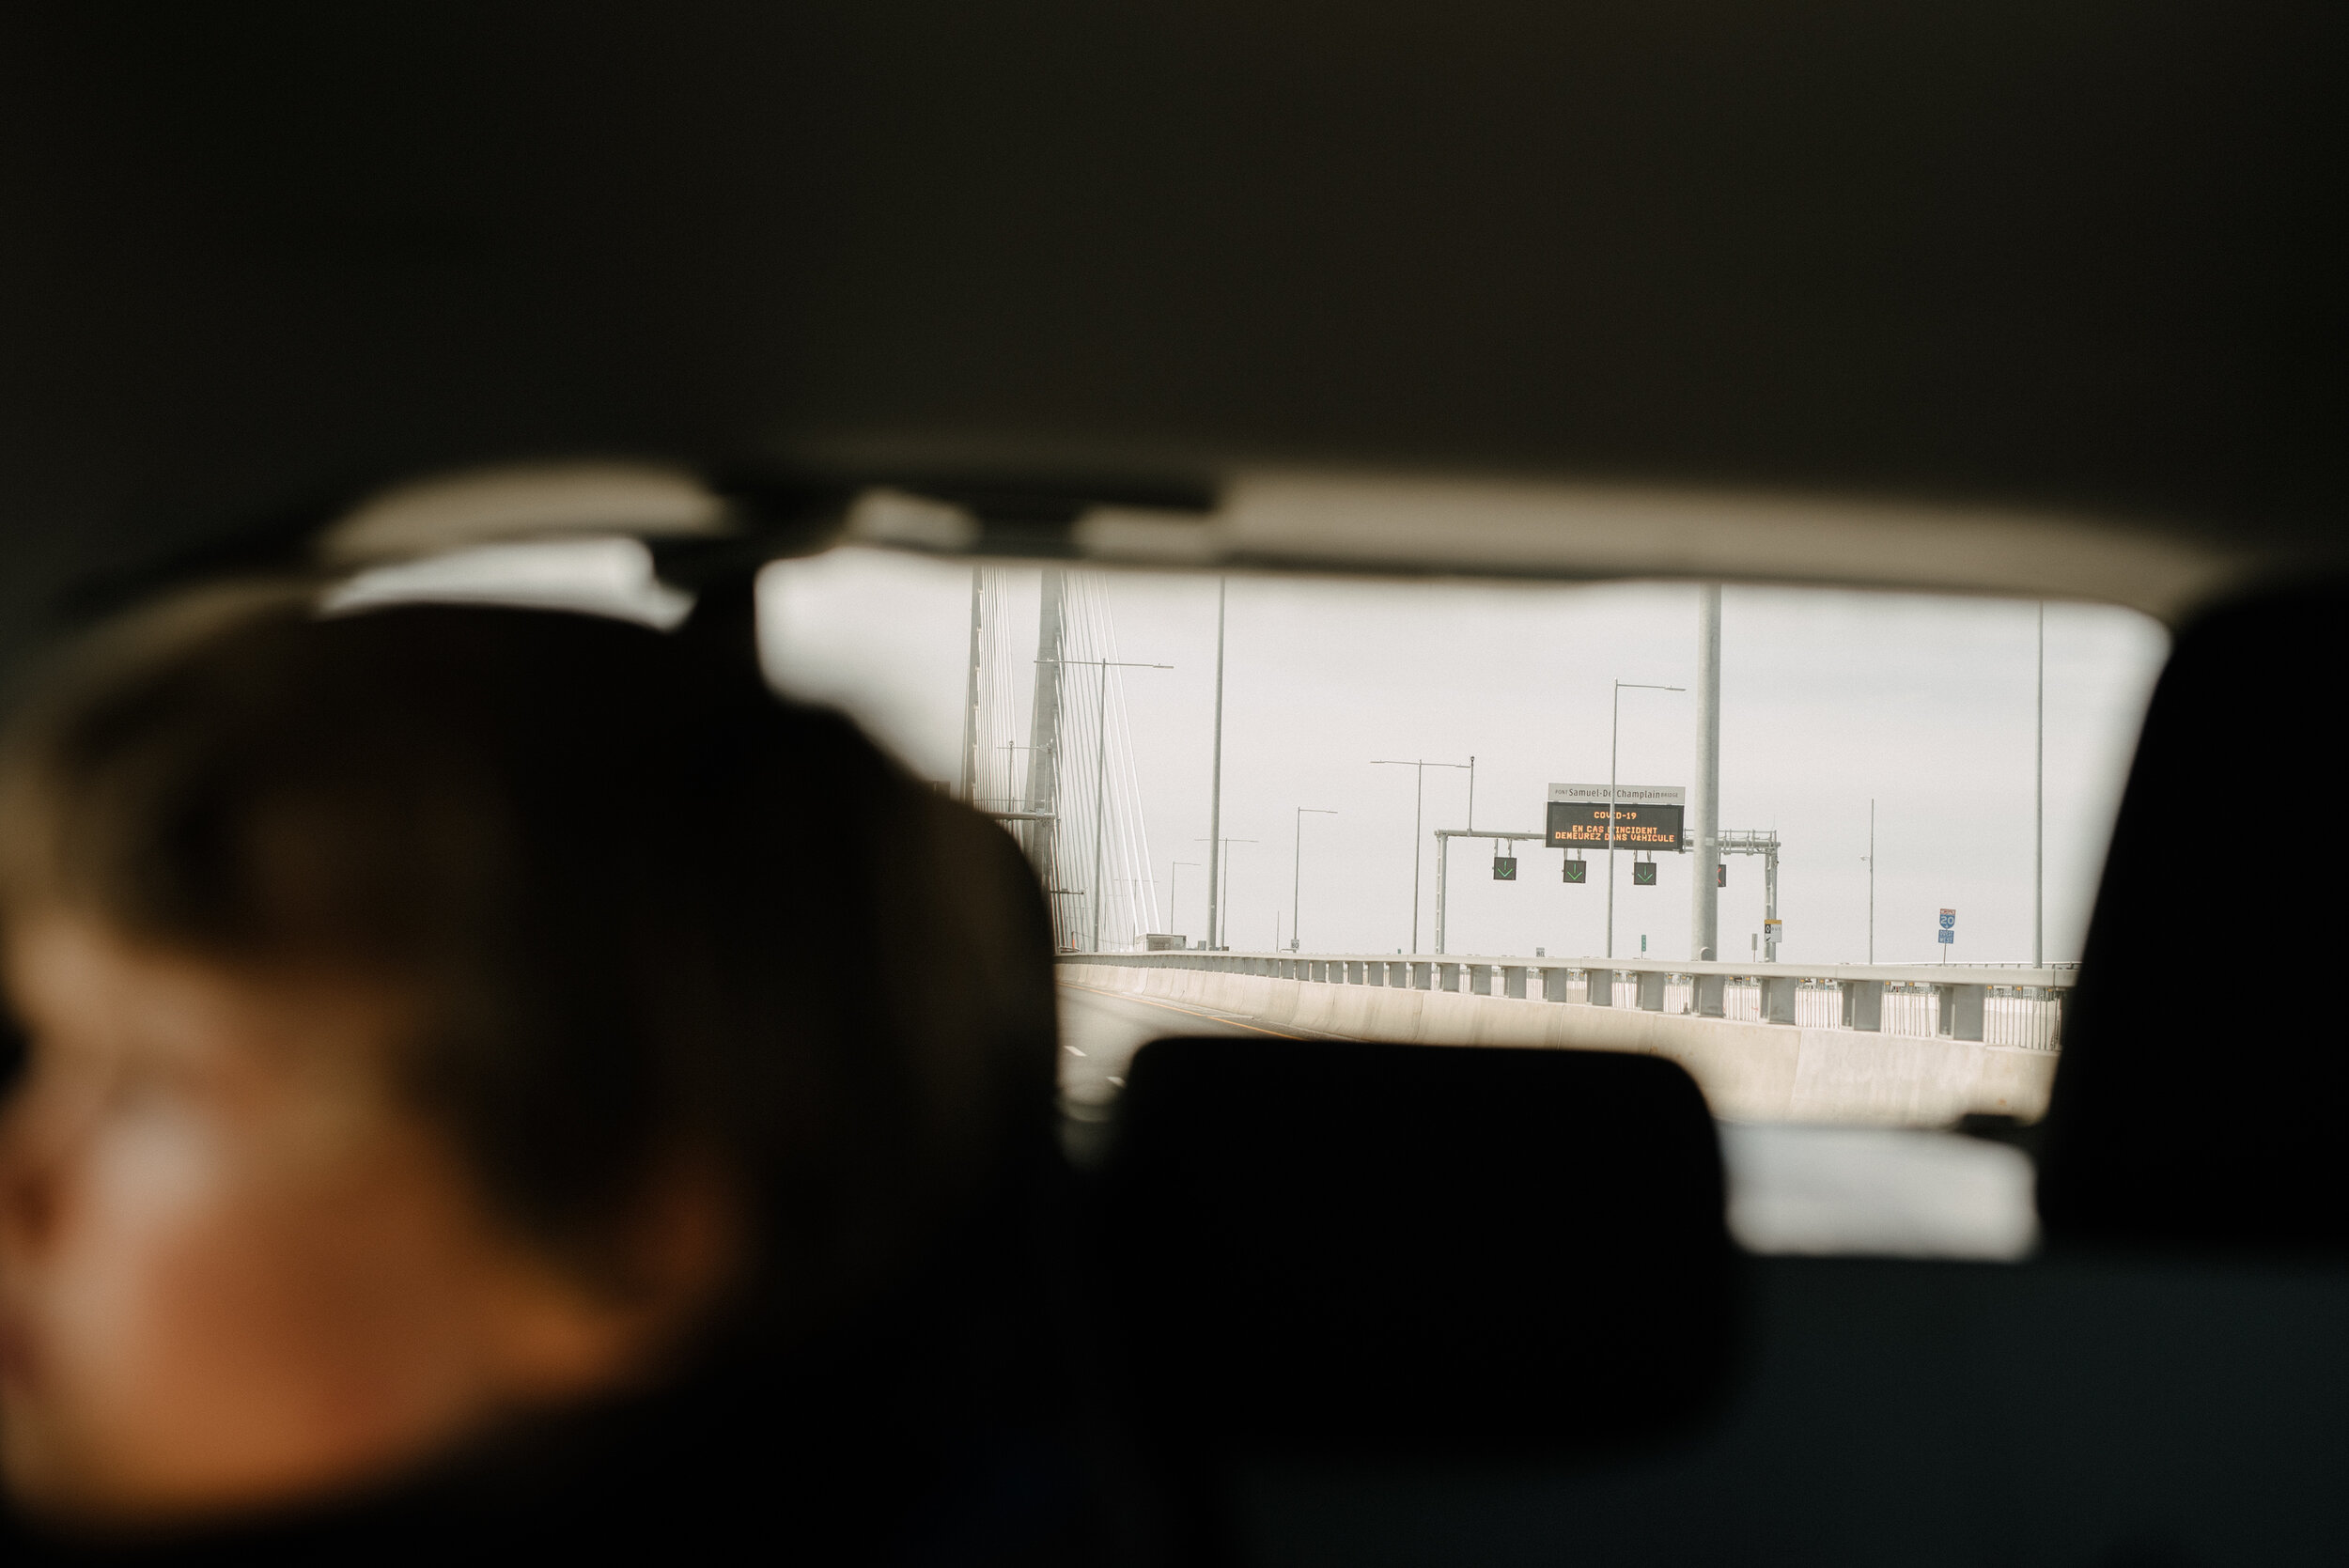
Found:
<box><xmin>0</xmin><ymin>585</ymin><xmax>1059</xmax><ymax>1333</ymax></box>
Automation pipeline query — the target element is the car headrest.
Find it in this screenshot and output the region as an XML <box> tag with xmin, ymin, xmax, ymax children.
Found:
<box><xmin>1097</xmin><ymin>1037</ymin><xmax>1732</xmax><ymax>1457</ymax></box>
<box><xmin>2040</xmin><ymin>581</ymin><xmax>2349</xmax><ymax>1250</ymax></box>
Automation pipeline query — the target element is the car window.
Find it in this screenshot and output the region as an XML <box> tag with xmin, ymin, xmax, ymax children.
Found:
<box><xmin>761</xmin><ymin>545</ymin><xmax>2165</xmax><ymax>1247</ymax></box>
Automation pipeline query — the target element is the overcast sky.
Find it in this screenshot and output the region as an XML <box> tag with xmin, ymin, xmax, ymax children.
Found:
<box><xmin>763</xmin><ymin>550</ymin><xmax>2166</xmax><ymax>967</ymax></box>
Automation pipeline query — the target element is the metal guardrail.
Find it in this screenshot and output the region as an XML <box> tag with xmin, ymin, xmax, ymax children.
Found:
<box><xmin>1062</xmin><ymin>950</ymin><xmax>2069</xmax><ymax>1051</ymax></box>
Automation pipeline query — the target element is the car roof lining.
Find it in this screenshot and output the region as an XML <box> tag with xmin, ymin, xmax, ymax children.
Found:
<box><xmin>47</xmin><ymin>460</ymin><xmax>2230</xmax><ymax>669</ymax></box>
<box><xmin>2</xmin><ymin>2</ymin><xmax>2339</xmax><ymax>651</ymax></box>
<box><xmin>842</xmin><ymin>468</ymin><xmax>2247</xmax><ymax>624</ymax></box>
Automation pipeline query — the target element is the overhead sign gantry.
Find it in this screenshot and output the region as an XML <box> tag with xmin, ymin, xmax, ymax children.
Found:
<box><xmin>1545</xmin><ymin>783</ymin><xmax>1686</xmax><ymax>851</ymax></box>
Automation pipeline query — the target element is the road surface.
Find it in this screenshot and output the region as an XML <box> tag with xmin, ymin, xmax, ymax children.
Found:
<box><xmin>1055</xmin><ymin>975</ymin><xmax>1346</xmax><ymax>1111</ymax></box>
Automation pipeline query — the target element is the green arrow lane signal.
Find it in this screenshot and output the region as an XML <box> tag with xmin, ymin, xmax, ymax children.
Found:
<box><xmin>1563</xmin><ymin>859</ymin><xmax>1587</xmax><ymax>884</ymax></box>
<box><xmin>1633</xmin><ymin>862</ymin><xmax>1657</xmax><ymax>886</ymax></box>
<box><xmin>1492</xmin><ymin>856</ymin><xmax>1517</xmax><ymax>880</ymax></box>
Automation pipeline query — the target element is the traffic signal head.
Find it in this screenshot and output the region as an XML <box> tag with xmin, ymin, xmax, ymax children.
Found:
<box><xmin>1492</xmin><ymin>856</ymin><xmax>1517</xmax><ymax>880</ymax></box>
<box><xmin>1716</xmin><ymin>863</ymin><xmax>1727</xmax><ymax>887</ymax></box>
<box><xmin>1633</xmin><ymin>862</ymin><xmax>1657</xmax><ymax>886</ymax></box>
<box><xmin>1563</xmin><ymin>859</ymin><xmax>1587</xmax><ymax>883</ymax></box>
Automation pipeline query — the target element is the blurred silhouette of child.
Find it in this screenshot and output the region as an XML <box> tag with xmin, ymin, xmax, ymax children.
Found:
<box><xmin>0</xmin><ymin>588</ymin><xmax>1093</xmax><ymax>1562</ymax></box>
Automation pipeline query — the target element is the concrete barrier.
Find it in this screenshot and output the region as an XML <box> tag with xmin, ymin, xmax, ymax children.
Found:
<box><xmin>1060</xmin><ymin>962</ymin><xmax>2055</xmax><ymax>1125</ymax></box>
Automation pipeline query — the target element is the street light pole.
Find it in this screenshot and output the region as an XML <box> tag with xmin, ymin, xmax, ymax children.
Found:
<box><xmin>1372</xmin><ymin>758</ymin><xmax>1472</xmax><ymax>955</ymax></box>
<box><xmin>1206</xmin><ymin>579</ymin><xmax>1228</xmax><ymax>952</ymax></box>
<box><xmin>1690</xmin><ymin>585</ymin><xmax>1722</xmax><ymax>962</ymax></box>
<box><xmin>1867</xmin><ymin>799</ymin><xmax>1876</xmax><ymax>965</ymax></box>
<box><xmin>2033</xmin><ymin>602</ymin><xmax>2045</xmax><ymax>969</ymax></box>
<box><xmin>1292</xmin><ymin>807</ymin><xmax>1337</xmax><ymax>952</ymax></box>
<box><xmin>1439</xmin><ymin>755</ymin><xmax>1474</xmax><ymax>955</ymax></box>
<box><xmin>1608</xmin><ymin>681</ymin><xmax>1686</xmax><ymax>961</ymax></box>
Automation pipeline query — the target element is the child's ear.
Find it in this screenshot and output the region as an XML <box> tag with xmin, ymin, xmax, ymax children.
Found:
<box><xmin>484</xmin><ymin>1157</ymin><xmax>741</xmax><ymax>1403</ymax></box>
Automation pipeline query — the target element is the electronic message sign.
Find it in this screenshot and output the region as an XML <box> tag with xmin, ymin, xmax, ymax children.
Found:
<box><xmin>1546</xmin><ymin>783</ymin><xmax>1685</xmax><ymax>852</ymax></box>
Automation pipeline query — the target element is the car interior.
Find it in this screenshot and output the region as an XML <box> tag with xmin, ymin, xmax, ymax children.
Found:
<box><xmin>1</xmin><ymin>5</ymin><xmax>2344</xmax><ymax>1564</ymax></box>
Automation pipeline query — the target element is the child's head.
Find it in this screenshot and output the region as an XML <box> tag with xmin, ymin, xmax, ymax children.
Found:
<box><xmin>0</xmin><ymin>590</ymin><xmax>1053</xmax><ymax>1527</ymax></box>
